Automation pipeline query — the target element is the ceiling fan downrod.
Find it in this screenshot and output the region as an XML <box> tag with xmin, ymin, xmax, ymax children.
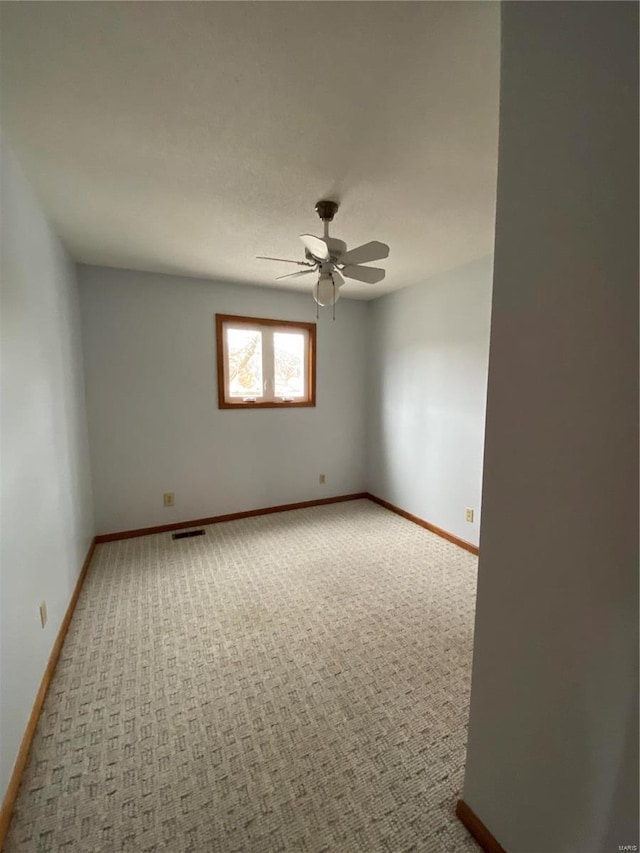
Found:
<box><xmin>315</xmin><ymin>199</ymin><xmax>338</xmax><ymax>239</ymax></box>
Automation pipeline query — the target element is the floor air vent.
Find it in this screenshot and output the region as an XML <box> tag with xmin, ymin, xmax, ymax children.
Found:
<box><xmin>172</xmin><ymin>529</ymin><xmax>205</xmax><ymax>541</ymax></box>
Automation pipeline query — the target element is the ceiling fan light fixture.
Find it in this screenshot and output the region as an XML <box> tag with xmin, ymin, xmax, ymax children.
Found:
<box><xmin>314</xmin><ymin>272</ymin><xmax>341</xmax><ymax>307</ymax></box>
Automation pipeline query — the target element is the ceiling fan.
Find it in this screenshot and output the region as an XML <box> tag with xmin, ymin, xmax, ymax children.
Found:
<box><xmin>257</xmin><ymin>200</ymin><xmax>390</xmax><ymax>315</ymax></box>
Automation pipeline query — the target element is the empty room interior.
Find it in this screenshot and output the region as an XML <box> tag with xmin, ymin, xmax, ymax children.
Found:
<box><xmin>0</xmin><ymin>2</ymin><xmax>637</xmax><ymax>852</ymax></box>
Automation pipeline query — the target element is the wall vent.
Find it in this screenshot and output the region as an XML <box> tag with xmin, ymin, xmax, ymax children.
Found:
<box><xmin>172</xmin><ymin>529</ymin><xmax>205</xmax><ymax>541</ymax></box>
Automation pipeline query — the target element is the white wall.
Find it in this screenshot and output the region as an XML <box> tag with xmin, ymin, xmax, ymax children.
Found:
<box><xmin>367</xmin><ymin>256</ymin><xmax>493</xmax><ymax>547</ymax></box>
<box><xmin>0</xmin><ymin>142</ymin><xmax>94</xmax><ymax>800</ymax></box>
<box><xmin>463</xmin><ymin>3</ymin><xmax>638</xmax><ymax>852</ymax></box>
<box><xmin>79</xmin><ymin>265</ymin><xmax>369</xmax><ymax>534</ymax></box>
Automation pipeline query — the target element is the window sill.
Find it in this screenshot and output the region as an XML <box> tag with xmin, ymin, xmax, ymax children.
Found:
<box><xmin>219</xmin><ymin>400</ymin><xmax>316</xmax><ymax>410</ymax></box>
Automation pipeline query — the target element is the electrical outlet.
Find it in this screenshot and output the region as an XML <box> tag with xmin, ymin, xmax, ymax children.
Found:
<box><xmin>39</xmin><ymin>601</ymin><xmax>47</xmax><ymax>628</ymax></box>
<box><xmin>465</xmin><ymin>508</ymin><xmax>474</xmax><ymax>523</ymax></box>
<box><xmin>319</xmin><ymin>474</ymin><xmax>326</xmax><ymax>485</ymax></box>
<box><xmin>163</xmin><ymin>492</ymin><xmax>175</xmax><ymax>507</ymax></box>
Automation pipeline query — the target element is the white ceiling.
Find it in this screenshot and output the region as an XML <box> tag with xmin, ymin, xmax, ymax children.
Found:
<box><xmin>0</xmin><ymin>1</ymin><xmax>500</xmax><ymax>299</ymax></box>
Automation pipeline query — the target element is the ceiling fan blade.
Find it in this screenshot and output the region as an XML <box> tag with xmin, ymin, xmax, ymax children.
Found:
<box><xmin>341</xmin><ymin>265</ymin><xmax>386</xmax><ymax>284</ymax></box>
<box><xmin>257</xmin><ymin>256</ymin><xmax>314</xmax><ymax>266</ymax></box>
<box><xmin>330</xmin><ymin>269</ymin><xmax>345</xmax><ymax>287</ymax></box>
<box><xmin>338</xmin><ymin>241</ymin><xmax>390</xmax><ymax>266</ymax></box>
<box><xmin>275</xmin><ymin>269</ymin><xmax>316</xmax><ymax>280</ymax></box>
<box><xmin>299</xmin><ymin>234</ymin><xmax>330</xmax><ymax>261</ymax></box>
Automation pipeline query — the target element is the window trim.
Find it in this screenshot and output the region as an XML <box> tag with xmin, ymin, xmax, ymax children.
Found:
<box><xmin>215</xmin><ymin>313</ymin><xmax>317</xmax><ymax>409</ymax></box>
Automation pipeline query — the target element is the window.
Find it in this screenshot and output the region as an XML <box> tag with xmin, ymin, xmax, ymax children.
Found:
<box><xmin>216</xmin><ymin>314</ymin><xmax>316</xmax><ymax>409</ymax></box>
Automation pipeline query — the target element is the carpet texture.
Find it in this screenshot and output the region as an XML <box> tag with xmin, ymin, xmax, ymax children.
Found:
<box><xmin>6</xmin><ymin>500</ymin><xmax>480</xmax><ymax>852</ymax></box>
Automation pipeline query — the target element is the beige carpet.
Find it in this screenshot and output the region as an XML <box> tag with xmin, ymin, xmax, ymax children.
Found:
<box><xmin>6</xmin><ymin>499</ymin><xmax>480</xmax><ymax>852</ymax></box>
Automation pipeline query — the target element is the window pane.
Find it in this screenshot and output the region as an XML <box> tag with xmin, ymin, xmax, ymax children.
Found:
<box><xmin>226</xmin><ymin>328</ymin><xmax>263</xmax><ymax>397</ymax></box>
<box><xmin>274</xmin><ymin>332</ymin><xmax>305</xmax><ymax>398</ymax></box>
